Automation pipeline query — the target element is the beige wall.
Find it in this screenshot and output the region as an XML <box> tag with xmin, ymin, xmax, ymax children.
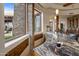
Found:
<box><xmin>35</xmin><ymin>4</ymin><xmax>53</xmax><ymax>32</ymax></box>
<box><xmin>35</xmin><ymin>4</ymin><xmax>68</xmax><ymax>32</ymax></box>
<box><xmin>0</xmin><ymin>4</ymin><xmax>5</xmax><ymax>55</ymax></box>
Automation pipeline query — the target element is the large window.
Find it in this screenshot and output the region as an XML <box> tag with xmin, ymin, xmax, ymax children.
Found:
<box><xmin>34</xmin><ymin>9</ymin><xmax>42</xmax><ymax>32</ymax></box>
<box><xmin>4</xmin><ymin>3</ymin><xmax>42</xmax><ymax>42</ymax></box>
<box><xmin>4</xmin><ymin>3</ymin><xmax>26</xmax><ymax>42</ymax></box>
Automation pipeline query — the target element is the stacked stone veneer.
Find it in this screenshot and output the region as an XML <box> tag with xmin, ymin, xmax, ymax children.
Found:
<box><xmin>27</xmin><ymin>4</ymin><xmax>33</xmax><ymax>34</ymax></box>
<box><xmin>13</xmin><ymin>3</ymin><xmax>26</xmax><ymax>38</ymax></box>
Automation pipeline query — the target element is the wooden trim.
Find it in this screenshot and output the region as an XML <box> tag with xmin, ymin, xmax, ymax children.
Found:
<box><xmin>25</xmin><ymin>3</ymin><xmax>28</xmax><ymax>33</ymax></box>
<box><xmin>34</xmin><ymin>33</ymin><xmax>46</xmax><ymax>48</ymax></box>
<box><xmin>34</xmin><ymin>8</ymin><xmax>41</xmax><ymax>14</ymax></box>
<box><xmin>25</xmin><ymin>3</ymin><xmax>26</xmax><ymax>33</ymax></box>
<box><xmin>27</xmin><ymin>4</ymin><xmax>29</xmax><ymax>32</ymax></box>
<box><xmin>24</xmin><ymin>3</ymin><xmax>27</xmax><ymax>33</ymax></box>
<box><xmin>34</xmin><ymin>33</ymin><xmax>43</xmax><ymax>41</ymax></box>
<box><xmin>31</xmin><ymin>3</ymin><xmax>35</xmax><ymax>55</ymax></box>
<box><xmin>32</xmin><ymin>4</ymin><xmax>35</xmax><ymax>35</ymax></box>
<box><xmin>56</xmin><ymin>15</ymin><xmax>59</xmax><ymax>32</ymax></box>
<box><xmin>63</xmin><ymin>3</ymin><xmax>73</xmax><ymax>7</ymax></box>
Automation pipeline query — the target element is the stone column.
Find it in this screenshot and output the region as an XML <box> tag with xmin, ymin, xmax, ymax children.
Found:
<box><xmin>0</xmin><ymin>4</ymin><xmax>5</xmax><ymax>55</ymax></box>
<box><xmin>13</xmin><ymin>3</ymin><xmax>26</xmax><ymax>38</ymax></box>
<box><xmin>27</xmin><ymin>3</ymin><xmax>35</xmax><ymax>55</ymax></box>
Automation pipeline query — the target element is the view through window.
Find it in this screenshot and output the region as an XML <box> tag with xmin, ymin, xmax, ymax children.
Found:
<box><xmin>4</xmin><ymin>3</ymin><xmax>14</xmax><ymax>42</ymax></box>
<box><xmin>4</xmin><ymin>3</ymin><xmax>26</xmax><ymax>42</ymax></box>
<box><xmin>34</xmin><ymin>9</ymin><xmax>41</xmax><ymax>32</ymax></box>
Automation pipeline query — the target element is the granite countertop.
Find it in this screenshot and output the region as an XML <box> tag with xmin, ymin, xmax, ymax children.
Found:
<box><xmin>63</xmin><ymin>42</ymin><xmax>79</xmax><ymax>53</ymax></box>
<box><xmin>34</xmin><ymin>41</ymin><xmax>79</xmax><ymax>56</ymax></box>
<box><xmin>34</xmin><ymin>32</ymin><xmax>79</xmax><ymax>56</ymax></box>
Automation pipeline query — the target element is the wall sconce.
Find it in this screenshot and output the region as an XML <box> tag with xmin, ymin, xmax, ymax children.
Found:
<box><xmin>54</xmin><ymin>16</ymin><xmax>56</xmax><ymax>20</ymax></box>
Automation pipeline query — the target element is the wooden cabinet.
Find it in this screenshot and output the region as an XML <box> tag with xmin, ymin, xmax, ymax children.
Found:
<box><xmin>67</xmin><ymin>15</ymin><xmax>79</xmax><ymax>34</ymax></box>
<box><xmin>5</xmin><ymin>39</ymin><xmax>28</xmax><ymax>56</ymax></box>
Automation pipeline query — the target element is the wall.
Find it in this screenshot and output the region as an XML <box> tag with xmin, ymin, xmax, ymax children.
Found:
<box><xmin>50</xmin><ymin>16</ymin><xmax>68</xmax><ymax>32</ymax></box>
<box><xmin>35</xmin><ymin>4</ymin><xmax>68</xmax><ymax>33</ymax></box>
<box><xmin>13</xmin><ymin>3</ymin><xmax>26</xmax><ymax>37</ymax></box>
<box><xmin>35</xmin><ymin>4</ymin><xmax>53</xmax><ymax>32</ymax></box>
<box><xmin>0</xmin><ymin>4</ymin><xmax>5</xmax><ymax>55</ymax></box>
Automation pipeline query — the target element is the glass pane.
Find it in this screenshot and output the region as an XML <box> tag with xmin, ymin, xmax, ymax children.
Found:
<box><xmin>34</xmin><ymin>9</ymin><xmax>41</xmax><ymax>32</ymax></box>
<box><xmin>35</xmin><ymin>14</ymin><xmax>41</xmax><ymax>32</ymax></box>
<box><xmin>4</xmin><ymin>3</ymin><xmax>14</xmax><ymax>42</ymax></box>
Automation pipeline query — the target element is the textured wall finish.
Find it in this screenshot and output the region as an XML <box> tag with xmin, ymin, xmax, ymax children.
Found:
<box><xmin>27</xmin><ymin>4</ymin><xmax>33</xmax><ymax>35</ymax></box>
<box><xmin>13</xmin><ymin>3</ymin><xmax>26</xmax><ymax>38</ymax></box>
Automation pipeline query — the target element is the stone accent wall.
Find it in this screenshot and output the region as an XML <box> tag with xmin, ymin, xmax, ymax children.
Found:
<box><xmin>27</xmin><ymin>4</ymin><xmax>33</xmax><ymax>34</ymax></box>
<box><xmin>13</xmin><ymin>3</ymin><xmax>26</xmax><ymax>38</ymax></box>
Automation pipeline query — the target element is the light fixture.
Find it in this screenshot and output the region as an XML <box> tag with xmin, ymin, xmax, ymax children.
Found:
<box><xmin>56</xmin><ymin>9</ymin><xmax>59</xmax><ymax>15</ymax></box>
<box><xmin>54</xmin><ymin>16</ymin><xmax>56</xmax><ymax>19</ymax></box>
<box><xmin>49</xmin><ymin>19</ymin><xmax>52</xmax><ymax>22</ymax></box>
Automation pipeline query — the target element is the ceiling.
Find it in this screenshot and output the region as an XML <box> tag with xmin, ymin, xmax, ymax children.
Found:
<box><xmin>40</xmin><ymin>3</ymin><xmax>79</xmax><ymax>16</ymax></box>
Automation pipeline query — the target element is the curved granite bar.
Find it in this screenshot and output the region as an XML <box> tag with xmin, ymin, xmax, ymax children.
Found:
<box><xmin>34</xmin><ymin>32</ymin><xmax>79</xmax><ymax>56</ymax></box>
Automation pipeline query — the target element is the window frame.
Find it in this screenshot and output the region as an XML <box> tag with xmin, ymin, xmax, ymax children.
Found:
<box><xmin>34</xmin><ymin>9</ymin><xmax>42</xmax><ymax>34</ymax></box>
<box><xmin>4</xmin><ymin>3</ymin><xmax>28</xmax><ymax>42</ymax></box>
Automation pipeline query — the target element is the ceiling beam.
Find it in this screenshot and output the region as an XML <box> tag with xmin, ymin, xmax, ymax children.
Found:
<box><xmin>63</xmin><ymin>3</ymin><xmax>73</xmax><ymax>7</ymax></box>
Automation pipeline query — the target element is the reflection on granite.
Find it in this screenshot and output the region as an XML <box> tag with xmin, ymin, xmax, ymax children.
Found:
<box><xmin>34</xmin><ymin>43</ymin><xmax>56</xmax><ymax>56</ymax></box>
<box><xmin>34</xmin><ymin>32</ymin><xmax>57</xmax><ymax>56</ymax></box>
<box><xmin>34</xmin><ymin>32</ymin><xmax>79</xmax><ymax>56</ymax></box>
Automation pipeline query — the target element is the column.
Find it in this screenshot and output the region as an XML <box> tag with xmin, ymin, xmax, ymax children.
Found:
<box><xmin>27</xmin><ymin>3</ymin><xmax>35</xmax><ymax>55</ymax></box>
